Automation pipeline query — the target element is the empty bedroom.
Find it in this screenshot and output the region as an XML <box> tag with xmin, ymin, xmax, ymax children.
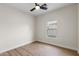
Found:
<box><xmin>0</xmin><ymin>3</ymin><xmax>79</xmax><ymax>56</ymax></box>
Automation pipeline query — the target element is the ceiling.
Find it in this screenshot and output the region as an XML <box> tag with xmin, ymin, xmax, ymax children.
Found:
<box><xmin>0</xmin><ymin>3</ymin><xmax>72</xmax><ymax>16</ymax></box>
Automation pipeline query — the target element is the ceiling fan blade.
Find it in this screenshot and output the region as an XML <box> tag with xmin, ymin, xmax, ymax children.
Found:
<box><xmin>40</xmin><ymin>6</ymin><xmax>47</xmax><ymax>10</ymax></box>
<box><xmin>35</xmin><ymin>3</ymin><xmax>39</xmax><ymax>6</ymax></box>
<box><xmin>40</xmin><ymin>3</ymin><xmax>47</xmax><ymax>7</ymax></box>
<box><xmin>30</xmin><ymin>7</ymin><xmax>35</xmax><ymax>11</ymax></box>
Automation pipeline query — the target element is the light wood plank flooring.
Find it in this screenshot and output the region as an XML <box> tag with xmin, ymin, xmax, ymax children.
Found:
<box><xmin>0</xmin><ymin>41</ymin><xmax>78</xmax><ymax>56</ymax></box>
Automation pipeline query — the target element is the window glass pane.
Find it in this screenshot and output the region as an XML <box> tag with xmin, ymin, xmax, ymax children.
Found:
<box><xmin>47</xmin><ymin>20</ymin><xmax>57</xmax><ymax>38</ymax></box>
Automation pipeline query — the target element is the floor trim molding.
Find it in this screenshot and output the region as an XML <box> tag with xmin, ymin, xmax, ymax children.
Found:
<box><xmin>0</xmin><ymin>40</ymin><xmax>34</xmax><ymax>54</ymax></box>
<box><xmin>35</xmin><ymin>40</ymin><xmax>77</xmax><ymax>51</ymax></box>
<box><xmin>0</xmin><ymin>40</ymin><xmax>77</xmax><ymax>54</ymax></box>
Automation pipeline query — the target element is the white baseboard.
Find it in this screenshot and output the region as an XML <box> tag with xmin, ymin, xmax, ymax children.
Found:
<box><xmin>0</xmin><ymin>40</ymin><xmax>77</xmax><ymax>54</ymax></box>
<box><xmin>0</xmin><ymin>40</ymin><xmax>34</xmax><ymax>53</ymax></box>
<box><xmin>36</xmin><ymin>40</ymin><xmax>77</xmax><ymax>51</ymax></box>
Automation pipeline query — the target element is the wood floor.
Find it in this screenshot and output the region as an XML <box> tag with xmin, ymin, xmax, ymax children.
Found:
<box><xmin>0</xmin><ymin>41</ymin><xmax>78</xmax><ymax>56</ymax></box>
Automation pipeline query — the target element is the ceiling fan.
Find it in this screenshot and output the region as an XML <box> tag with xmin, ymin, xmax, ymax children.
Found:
<box><xmin>30</xmin><ymin>3</ymin><xmax>48</xmax><ymax>11</ymax></box>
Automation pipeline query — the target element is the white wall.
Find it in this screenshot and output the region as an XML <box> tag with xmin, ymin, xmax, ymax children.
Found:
<box><xmin>0</xmin><ymin>5</ymin><xmax>35</xmax><ymax>53</ymax></box>
<box><xmin>35</xmin><ymin>4</ymin><xmax>77</xmax><ymax>50</ymax></box>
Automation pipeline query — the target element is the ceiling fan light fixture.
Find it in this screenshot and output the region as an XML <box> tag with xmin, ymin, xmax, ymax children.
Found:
<box><xmin>30</xmin><ymin>3</ymin><xmax>47</xmax><ymax>11</ymax></box>
<box><xmin>35</xmin><ymin>6</ymin><xmax>40</xmax><ymax>10</ymax></box>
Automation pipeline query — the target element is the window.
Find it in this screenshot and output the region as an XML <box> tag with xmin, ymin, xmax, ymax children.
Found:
<box><xmin>47</xmin><ymin>20</ymin><xmax>57</xmax><ymax>38</ymax></box>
